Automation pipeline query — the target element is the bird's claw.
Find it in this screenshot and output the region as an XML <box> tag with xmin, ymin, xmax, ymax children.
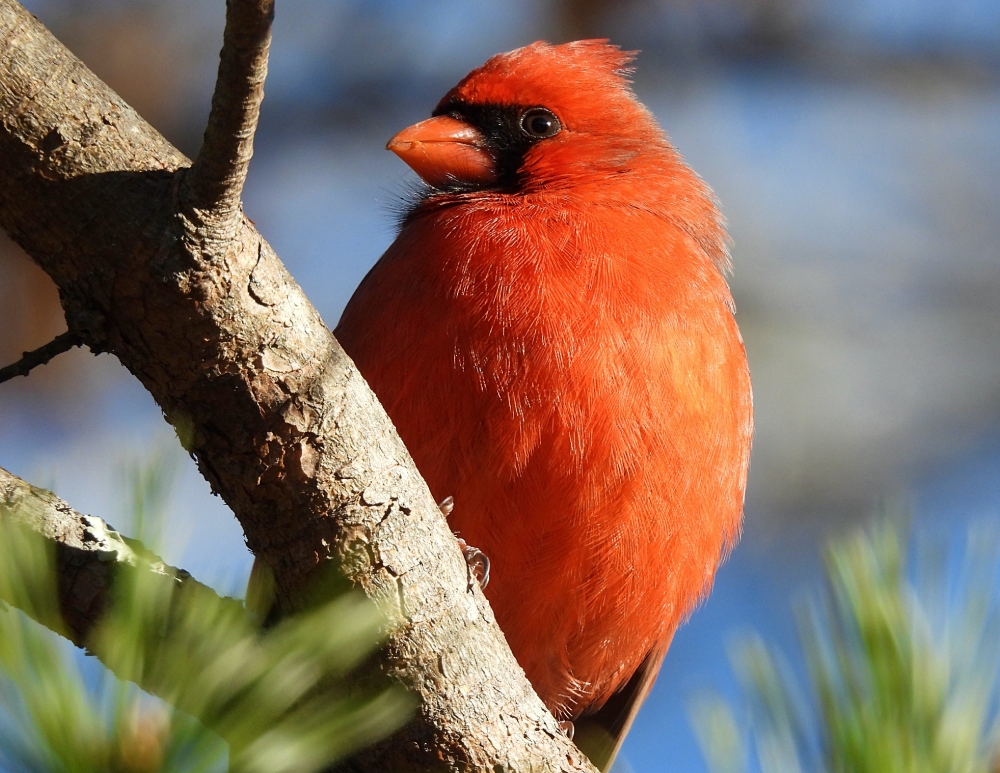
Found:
<box><xmin>441</xmin><ymin>497</ymin><xmax>490</xmax><ymax>590</ymax></box>
<box><xmin>463</xmin><ymin>544</ymin><xmax>491</xmax><ymax>590</ymax></box>
<box><xmin>557</xmin><ymin>720</ymin><xmax>575</xmax><ymax>740</ymax></box>
<box><xmin>438</xmin><ymin>495</ymin><xmax>454</xmax><ymax>517</ymax></box>
<box><xmin>456</xmin><ymin>538</ymin><xmax>490</xmax><ymax>591</ymax></box>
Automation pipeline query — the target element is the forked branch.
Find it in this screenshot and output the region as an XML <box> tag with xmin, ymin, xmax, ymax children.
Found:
<box><xmin>0</xmin><ymin>0</ymin><xmax>597</xmax><ymax>769</ymax></box>
<box><xmin>183</xmin><ymin>0</ymin><xmax>274</xmax><ymax>219</ymax></box>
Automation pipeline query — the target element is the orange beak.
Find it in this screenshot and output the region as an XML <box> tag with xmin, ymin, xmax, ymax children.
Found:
<box><xmin>387</xmin><ymin>116</ymin><xmax>496</xmax><ymax>188</ymax></box>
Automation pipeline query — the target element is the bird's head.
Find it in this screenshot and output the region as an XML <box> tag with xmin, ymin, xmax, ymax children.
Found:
<box><xmin>387</xmin><ymin>40</ymin><xmax>669</xmax><ymax>195</ymax></box>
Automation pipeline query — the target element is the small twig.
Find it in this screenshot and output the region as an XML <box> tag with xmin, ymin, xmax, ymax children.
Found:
<box><xmin>183</xmin><ymin>0</ymin><xmax>274</xmax><ymax>218</ymax></box>
<box><xmin>0</xmin><ymin>331</ymin><xmax>82</xmax><ymax>385</ymax></box>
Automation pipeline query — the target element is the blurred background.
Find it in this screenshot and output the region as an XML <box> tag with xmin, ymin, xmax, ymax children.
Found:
<box><xmin>1</xmin><ymin>0</ymin><xmax>998</xmax><ymax>769</ymax></box>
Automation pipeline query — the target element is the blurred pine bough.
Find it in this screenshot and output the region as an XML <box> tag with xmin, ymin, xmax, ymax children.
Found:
<box><xmin>0</xmin><ymin>449</ymin><xmax>412</xmax><ymax>773</ymax></box>
<box><xmin>693</xmin><ymin>522</ymin><xmax>1000</xmax><ymax>773</ymax></box>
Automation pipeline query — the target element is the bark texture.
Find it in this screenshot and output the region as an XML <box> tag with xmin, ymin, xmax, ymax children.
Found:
<box><xmin>0</xmin><ymin>1</ymin><xmax>596</xmax><ymax>770</ymax></box>
<box><xmin>185</xmin><ymin>0</ymin><xmax>273</xmax><ymax>218</ymax></box>
<box><xmin>0</xmin><ymin>464</ymin><xmax>232</xmax><ymax>647</ymax></box>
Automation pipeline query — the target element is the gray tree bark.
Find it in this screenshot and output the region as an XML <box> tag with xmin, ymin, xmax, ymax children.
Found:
<box><xmin>0</xmin><ymin>0</ymin><xmax>596</xmax><ymax>770</ymax></box>
<box><xmin>0</xmin><ymin>464</ymin><xmax>232</xmax><ymax>645</ymax></box>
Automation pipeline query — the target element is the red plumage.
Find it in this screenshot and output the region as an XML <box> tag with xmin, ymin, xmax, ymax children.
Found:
<box><xmin>336</xmin><ymin>39</ymin><xmax>752</xmax><ymax>756</ymax></box>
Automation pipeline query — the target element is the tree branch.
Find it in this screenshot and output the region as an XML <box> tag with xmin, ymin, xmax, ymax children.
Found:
<box><xmin>0</xmin><ymin>1</ymin><xmax>596</xmax><ymax>770</ymax></box>
<box><xmin>0</xmin><ymin>464</ymin><xmax>411</xmax><ymax>767</ymax></box>
<box><xmin>0</xmin><ymin>330</ymin><xmax>82</xmax><ymax>384</ymax></box>
<box><xmin>184</xmin><ymin>0</ymin><xmax>273</xmax><ymax>219</ymax></box>
<box><xmin>0</xmin><ymin>464</ymin><xmax>227</xmax><ymax>653</ymax></box>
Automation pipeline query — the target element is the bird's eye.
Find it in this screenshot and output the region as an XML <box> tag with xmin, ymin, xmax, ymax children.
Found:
<box><xmin>519</xmin><ymin>108</ymin><xmax>561</xmax><ymax>139</ymax></box>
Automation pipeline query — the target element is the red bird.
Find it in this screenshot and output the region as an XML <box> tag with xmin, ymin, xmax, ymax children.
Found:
<box><xmin>336</xmin><ymin>40</ymin><xmax>752</xmax><ymax>764</ymax></box>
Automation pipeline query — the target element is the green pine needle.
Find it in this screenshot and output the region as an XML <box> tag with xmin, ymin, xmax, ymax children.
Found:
<box><xmin>693</xmin><ymin>522</ymin><xmax>1000</xmax><ymax>773</ymax></box>
<box><xmin>0</xmin><ymin>447</ymin><xmax>413</xmax><ymax>773</ymax></box>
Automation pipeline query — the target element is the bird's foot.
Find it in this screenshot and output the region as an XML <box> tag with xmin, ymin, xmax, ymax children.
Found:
<box><xmin>456</xmin><ymin>537</ymin><xmax>490</xmax><ymax>590</ymax></box>
<box><xmin>557</xmin><ymin>720</ymin><xmax>575</xmax><ymax>740</ymax></box>
<box><xmin>439</xmin><ymin>496</ymin><xmax>490</xmax><ymax>590</ymax></box>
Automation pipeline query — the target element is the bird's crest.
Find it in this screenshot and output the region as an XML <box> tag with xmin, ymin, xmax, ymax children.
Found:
<box><xmin>438</xmin><ymin>40</ymin><xmax>650</xmax><ymax>139</ymax></box>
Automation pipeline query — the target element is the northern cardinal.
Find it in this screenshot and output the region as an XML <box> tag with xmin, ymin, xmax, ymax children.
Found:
<box><xmin>336</xmin><ymin>40</ymin><xmax>752</xmax><ymax>765</ymax></box>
